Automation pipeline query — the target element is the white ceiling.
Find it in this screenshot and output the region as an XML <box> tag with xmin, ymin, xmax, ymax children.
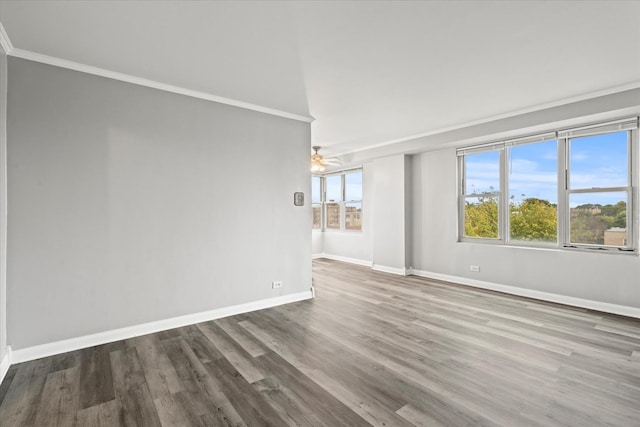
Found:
<box><xmin>1</xmin><ymin>1</ymin><xmax>639</xmax><ymax>156</ymax></box>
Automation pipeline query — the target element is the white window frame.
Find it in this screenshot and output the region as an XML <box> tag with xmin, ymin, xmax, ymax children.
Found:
<box><xmin>311</xmin><ymin>175</ymin><xmax>323</xmax><ymax>230</ymax></box>
<box><xmin>457</xmin><ymin>117</ymin><xmax>639</xmax><ymax>254</ymax></box>
<box><xmin>559</xmin><ymin>119</ymin><xmax>638</xmax><ymax>252</ymax></box>
<box><xmin>458</xmin><ymin>144</ymin><xmax>505</xmax><ymax>243</ymax></box>
<box><xmin>505</xmin><ymin>132</ymin><xmax>559</xmax><ymax>248</ymax></box>
<box><xmin>313</xmin><ymin>168</ymin><xmax>363</xmax><ymax>232</ymax></box>
<box><xmin>324</xmin><ymin>173</ymin><xmax>344</xmax><ymax>230</ymax></box>
<box><xmin>343</xmin><ymin>170</ymin><xmax>364</xmax><ymax>231</ymax></box>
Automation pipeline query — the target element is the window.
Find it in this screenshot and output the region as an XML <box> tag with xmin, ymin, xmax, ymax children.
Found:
<box><xmin>344</xmin><ymin>171</ymin><xmax>363</xmax><ymax>230</ymax></box>
<box><xmin>311</xmin><ymin>176</ymin><xmax>322</xmax><ymax>229</ymax></box>
<box><xmin>564</xmin><ymin>125</ymin><xmax>633</xmax><ymax>250</ymax></box>
<box><xmin>311</xmin><ymin>169</ymin><xmax>363</xmax><ymax>231</ymax></box>
<box><xmin>325</xmin><ymin>175</ymin><xmax>342</xmax><ymax>230</ymax></box>
<box><xmin>458</xmin><ymin>117</ymin><xmax>638</xmax><ymax>253</ymax></box>
<box><xmin>461</xmin><ymin>149</ymin><xmax>501</xmax><ymax>239</ymax></box>
<box><xmin>508</xmin><ymin>137</ymin><xmax>558</xmax><ymax>244</ymax></box>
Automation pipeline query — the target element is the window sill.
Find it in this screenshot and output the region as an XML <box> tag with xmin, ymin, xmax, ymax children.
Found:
<box><xmin>458</xmin><ymin>240</ymin><xmax>638</xmax><ymax>256</ymax></box>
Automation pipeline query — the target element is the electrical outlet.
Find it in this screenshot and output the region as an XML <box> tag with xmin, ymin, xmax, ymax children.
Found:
<box><xmin>470</xmin><ymin>265</ymin><xmax>480</xmax><ymax>272</ymax></box>
<box><xmin>272</xmin><ymin>281</ymin><xmax>283</xmax><ymax>289</ymax></box>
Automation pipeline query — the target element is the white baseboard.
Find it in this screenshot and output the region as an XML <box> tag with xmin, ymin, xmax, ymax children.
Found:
<box><xmin>11</xmin><ymin>291</ymin><xmax>313</xmax><ymax>364</ymax></box>
<box><xmin>372</xmin><ymin>264</ymin><xmax>407</xmax><ymax>276</ymax></box>
<box><xmin>315</xmin><ymin>253</ymin><xmax>373</xmax><ymax>267</ymax></box>
<box><xmin>316</xmin><ymin>254</ymin><xmax>408</xmax><ymax>276</ymax></box>
<box><xmin>409</xmin><ymin>269</ymin><xmax>640</xmax><ymax>319</ymax></box>
<box><xmin>0</xmin><ymin>346</ymin><xmax>11</xmax><ymax>385</ymax></box>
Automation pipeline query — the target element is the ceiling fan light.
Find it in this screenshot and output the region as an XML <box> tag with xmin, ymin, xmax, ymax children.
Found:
<box><xmin>310</xmin><ymin>146</ymin><xmax>328</xmax><ymax>172</ymax></box>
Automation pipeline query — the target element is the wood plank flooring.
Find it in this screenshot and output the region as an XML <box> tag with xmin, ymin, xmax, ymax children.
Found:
<box><xmin>1</xmin><ymin>258</ymin><xmax>639</xmax><ymax>426</ymax></box>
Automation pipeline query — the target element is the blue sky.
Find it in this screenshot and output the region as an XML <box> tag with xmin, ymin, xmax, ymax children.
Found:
<box><xmin>312</xmin><ymin>171</ymin><xmax>363</xmax><ymax>203</ymax></box>
<box><xmin>465</xmin><ymin>131</ymin><xmax>629</xmax><ymax>207</ymax></box>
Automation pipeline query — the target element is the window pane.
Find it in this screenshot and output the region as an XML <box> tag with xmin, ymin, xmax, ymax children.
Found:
<box><xmin>311</xmin><ymin>176</ymin><xmax>321</xmax><ymax>203</ymax></box>
<box><xmin>345</xmin><ymin>171</ymin><xmax>362</xmax><ymax>201</ymax></box>
<box><xmin>569</xmin><ymin>192</ymin><xmax>628</xmax><ymax>246</ymax></box>
<box><xmin>325</xmin><ymin>203</ymin><xmax>340</xmax><ymax>229</ymax></box>
<box><xmin>464</xmin><ymin>151</ymin><xmax>500</xmax><ymax>194</ymax></box>
<box><xmin>464</xmin><ymin>196</ymin><xmax>499</xmax><ymax>238</ymax></box>
<box><xmin>510</xmin><ymin>199</ymin><xmax>557</xmax><ymax>243</ymax></box>
<box><xmin>508</xmin><ymin>140</ymin><xmax>558</xmax><ymax>243</ymax></box>
<box><xmin>326</xmin><ymin>175</ymin><xmax>342</xmax><ymax>202</ymax></box>
<box><xmin>345</xmin><ymin>202</ymin><xmax>362</xmax><ymax>230</ymax></box>
<box><xmin>312</xmin><ymin>204</ymin><xmax>321</xmax><ymax>229</ymax></box>
<box><xmin>569</xmin><ymin>131</ymin><xmax>628</xmax><ymax>189</ymax></box>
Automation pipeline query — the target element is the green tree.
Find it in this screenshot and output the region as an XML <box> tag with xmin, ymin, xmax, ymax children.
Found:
<box><xmin>601</xmin><ymin>201</ymin><xmax>625</xmax><ymax>217</ymax></box>
<box><xmin>464</xmin><ymin>196</ymin><xmax>627</xmax><ymax>245</ymax></box>
<box><xmin>510</xmin><ymin>198</ymin><xmax>557</xmax><ymax>242</ymax></box>
<box><xmin>614</xmin><ymin>209</ymin><xmax>626</xmax><ymax>228</ymax></box>
<box><xmin>570</xmin><ymin>201</ymin><xmax>626</xmax><ymax>244</ymax></box>
<box><xmin>570</xmin><ymin>209</ymin><xmax>606</xmax><ymax>244</ymax></box>
<box><xmin>465</xmin><ymin>196</ymin><xmax>498</xmax><ymax>238</ymax></box>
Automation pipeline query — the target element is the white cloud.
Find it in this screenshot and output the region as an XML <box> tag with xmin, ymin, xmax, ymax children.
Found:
<box><xmin>571</xmin><ymin>152</ymin><xmax>589</xmax><ymax>161</ymax></box>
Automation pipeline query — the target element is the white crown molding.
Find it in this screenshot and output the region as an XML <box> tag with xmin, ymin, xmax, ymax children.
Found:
<box><xmin>11</xmin><ymin>290</ymin><xmax>312</xmax><ymax>364</ymax></box>
<box><xmin>332</xmin><ymin>81</ymin><xmax>640</xmax><ymax>158</ymax></box>
<box><xmin>0</xmin><ymin>22</ymin><xmax>13</xmax><ymax>54</ymax></box>
<box><xmin>409</xmin><ymin>269</ymin><xmax>640</xmax><ymax>319</ymax></box>
<box><xmin>8</xmin><ymin>48</ymin><xmax>314</xmax><ymax>123</ymax></box>
<box><xmin>0</xmin><ymin>346</ymin><xmax>11</xmax><ymax>385</ymax></box>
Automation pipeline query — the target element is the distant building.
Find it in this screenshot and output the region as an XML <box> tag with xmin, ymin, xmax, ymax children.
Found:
<box><xmin>604</xmin><ymin>227</ymin><xmax>626</xmax><ymax>246</ymax></box>
<box><xmin>345</xmin><ymin>205</ymin><xmax>362</xmax><ymax>230</ymax></box>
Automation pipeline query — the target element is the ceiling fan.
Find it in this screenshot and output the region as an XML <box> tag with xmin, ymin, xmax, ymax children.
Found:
<box><xmin>310</xmin><ymin>146</ymin><xmax>341</xmax><ymax>172</ymax></box>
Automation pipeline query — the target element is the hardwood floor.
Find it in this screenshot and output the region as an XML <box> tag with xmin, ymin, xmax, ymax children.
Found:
<box><xmin>1</xmin><ymin>258</ymin><xmax>639</xmax><ymax>426</ymax></box>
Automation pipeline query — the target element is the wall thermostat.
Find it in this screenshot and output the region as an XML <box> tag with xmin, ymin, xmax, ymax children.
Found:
<box><xmin>294</xmin><ymin>192</ymin><xmax>304</xmax><ymax>206</ymax></box>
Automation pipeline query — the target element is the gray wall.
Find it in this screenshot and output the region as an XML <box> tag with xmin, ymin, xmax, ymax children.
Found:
<box><xmin>320</xmin><ymin>89</ymin><xmax>640</xmax><ymax>309</ymax></box>
<box><xmin>403</xmin><ymin>155</ymin><xmax>412</xmax><ymax>269</ymax></box>
<box><xmin>320</xmin><ymin>162</ymin><xmax>373</xmax><ymax>261</ymax></box>
<box><xmin>7</xmin><ymin>57</ymin><xmax>311</xmax><ymax>350</ymax></box>
<box><xmin>411</xmin><ymin>147</ymin><xmax>640</xmax><ymax>308</ymax></box>
<box><xmin>312</xmin><ymin>229</ymin><xmax>323</xmax><ymax>255</ymax></box>
<box><xmin>401</xmin><ymin>91</ymin><xmax>640</xmax><ymax>309</ymax></box>
<box><xmin>0</xmin><ymin>48</ymin><xmax>7</xmax><ymax>360</ymax></box>
<box><xmin>338</xmin><ymin>89</ymin><xmax>640</xmax><ymax>168</ymax></box>
<box><xmin>319</xmin><ymin>158</ymin><xmax>412</xmax><ymax>272</ymax></box>
<box><xmin>372</xmin><ymin>155</ymin><xmax>409</xmax><ymax>271</ymax></box>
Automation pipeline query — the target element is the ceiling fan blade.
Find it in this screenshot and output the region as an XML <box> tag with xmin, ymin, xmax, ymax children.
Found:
<box><xmin>311</xmin><ymin>146</ymin><xmax>341</xmax><ymax>169</ymax></box>
<box><xmin>322</xmin><ymin>158</ymin><xmax>342</xmax><ymax>165</ymax></box>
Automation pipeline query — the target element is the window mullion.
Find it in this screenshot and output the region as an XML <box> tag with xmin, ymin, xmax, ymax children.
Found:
<box><xmin>499</xmin><ymin>148</ymin><xmax>507</xmax><ymax>242</ymax></box>
<box><xmin>558</xmin><ymin>138</ymin><xmax>568</xmax><ymax>247</ymax></box>
<box><xmin>341</xmin><ymin>174</ymin><xmax>345</xmax><ymax>230</ymax></box>
<box><xmin>631</xmin><ymin>129</ymin><xmax>638</xmax><ymax>249</ymax></box>
<box><xmin>321</xmin><ymin>176</ymin><xmax>325</xmax><ymax>231</ymax></box>
<box><xmin>458</xmin><ymin>156</ymin><xmax>465</xmax><ymax>240</ymax></box>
